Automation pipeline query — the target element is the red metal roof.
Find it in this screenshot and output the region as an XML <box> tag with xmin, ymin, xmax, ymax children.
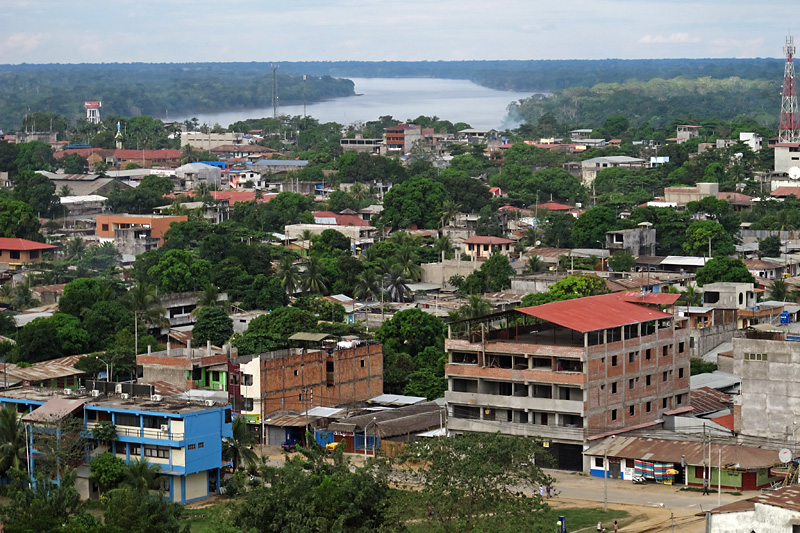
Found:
<box><xmin>618</xmin><ymin>292</ymin><xmax>680</xmax><ymax>306</ymax></box>
<box><xmin>771</xmin><ymin>186</ymin><xmax>800</xmax><ymax>197</ymax></box>
<box><xmin>0</xmin><ymin>238</ymin><xmax>57</xmax><ymax>251</ymax></box>
<box><xmin>536</xmin><ymin>201</ymin><xmax>574</xmax><ymax>211</ymax></box>
<box><xmin>516</xmin><ymin>292</ymin><xmax>675</xmax><ymax>333</ymax></box>
<box><xmin>713</xmin><ymin>413</ymin><xmax>735</xmax><ymax>431</ymax></box>
<box><xmin>689</xmin><ymin>386</ymin><xmax>731</xmax><ymax>415</ymax></box>
<box><xmin>462</xmin><ymin>236</ymin><xmax>514</xmax><ymax>245</ymax></box>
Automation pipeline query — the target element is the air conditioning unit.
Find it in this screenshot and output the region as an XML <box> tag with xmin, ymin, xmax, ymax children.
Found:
<box><xmin>91</xmin><ymin>389</ymin><xmax>100</xmax><ymax>397</ymax></box>
<box><xmin>204</xmin><ymin>399</ymin><xmax>215</xmax><ymax>407</ymax></box>
<box><xmin>115</xmin><ymin>384</ymin><xmax>123</xmax><ymax>394</ymax></box>
<box><xmin>160</xmin><ymin>424</ymin><xmax>169</xmax><ymax>432</ymax></box>
<box><xmin>150</xmin><ymin>394</ymin><xmax>163</xmax><ymax>402</ymax></box>
<box><xmin>120</xmin><ymin>393</ymin><xmax>130</xmax><ymax>400</ymax></box>
<box><xmin>63</xmin><ymin>388</ymin><xmax>72</xmax><ymax>395</ymax></box>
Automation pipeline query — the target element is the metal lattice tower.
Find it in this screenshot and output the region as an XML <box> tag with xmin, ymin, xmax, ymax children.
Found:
<box><xmin>780</xmin><ymin>36</ymin><xmax>799</xmax><ymax>143</ymax></box>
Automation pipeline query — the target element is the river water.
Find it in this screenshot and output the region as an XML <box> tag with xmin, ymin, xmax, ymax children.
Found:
<box><xmin>171</xmin><ymin>78</ymin><xmax>535</xmax><ymax>130</ymax></box>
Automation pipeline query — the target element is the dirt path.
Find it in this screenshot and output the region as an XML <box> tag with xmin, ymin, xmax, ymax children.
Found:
<box><xmin>549</xmin><ymin>496</ymin><xmax>705</xmax><ymax>532</ymax></box>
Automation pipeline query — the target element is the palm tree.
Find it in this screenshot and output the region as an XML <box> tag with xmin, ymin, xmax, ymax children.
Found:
<box><xmin>301</xmin><ymin>256</ymin><xmax>329</xmax><ymax>295</ymax></box>
<box><xmin>383</xmin><ymin>265</ymin><xmax>411</xmax><ymax>303</ymax></box>
<box><xmin>0</xmin><ymin>405</ymin><xmax>26</xmax><ymax>475</ymax></box>
<box><xmin>439</xmin><ymin>199</ymin><xmax>460</xmax><ymax>229</ymax></box>
<box><xmin>768</xmin><ymin>278</ymin><xmax>789</xmax><ymax>302</ymax></box>
<box><xmin>680</xmin><ymin>284</ymin><xmax>703</xmax><ymax>307</ymax></box>
<box><xmin>12</xmin><ymin>282</ymin><xmax>39</xmax><ymax>311</ymax></box>
<box><xmin>278</xmin><ymin>255</ymin><xmax>301</xmax><ymax>296</ymax></box>
<box><xmin>191</xmin><ymin>282</ymin><xmax>229</xmax><ymax>318</ymax></box>
<box><xmin>300</xmin><ymin>229</ymin><xmax>313</xmax><ymax>256</ymax></box>
<box><xmin>524</xmin><ymin>255</ymin><xmax>547</xmax><ymax>274</ymax></box>
<box><xmin>450</xmin><ymin>294</ymin><xmax>492</xmax><ymax>321</ymax></box>
<box><xmin>223</xmin><ymin>417</ymin><xmax>258</xmax><ymax>472</ymax></box>
<box><xmin>350</xmin><ymin>182</ymin><xmax>368</xmax><ymax>204</ymax></box>
<box><xmin>395</xmin><ymin>247</ymin><xmax>422</xmax><ymax>281</ymax></box>
<box><xmin>122</xmin><ymin>459</ymin><xmax>161</xmax><ymax>495</ymax></box>
<box><xmin>353</xmin><ymin>270</ymin><xmax>380</xmax><ymax>302</ymax></box>
<box><xmin>65</xmin><ymin>237</ymin><xmax>86</xmax><ymax>260</ymax></box>
<box><xmin>434</xmin><ymin>235</ymin><xmax>455</xmax><ymax>262</ymax></box>
<box><xmin>124</xmin><ymin>283</ymin><xmax>168</xmax><ymax>355</ymax></box>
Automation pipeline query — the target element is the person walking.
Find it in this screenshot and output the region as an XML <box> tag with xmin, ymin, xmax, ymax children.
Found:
<box><xmin>703</xmin><ymin>477</ymin><xmax>710</xmax><ymax>495</ymax></box>
<box><xmin>546</xmin><ymin>484</ymin><xmax>552</xmax><ymax>498</ymax></box>
<box><xmin>539</xmin><ymin>484</ymin><xmax>545</xmax><ymax>497</ymax></box>
<box><xmin>613</xmin><ymin>520</ymin><xmax>619</xmax><ymax>532</ymax></box>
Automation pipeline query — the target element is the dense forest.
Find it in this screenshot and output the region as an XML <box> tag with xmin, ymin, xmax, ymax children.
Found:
<box><xmin>0</xmin><ymin>63</ymin><xmax>355</xmax><ymax>131</ymax></box>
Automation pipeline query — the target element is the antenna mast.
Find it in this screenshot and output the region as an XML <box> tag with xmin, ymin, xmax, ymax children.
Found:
<box><xmin>780</xmin><ymin>36</ymin><xmax>799</xmax><ymax>143</ymax></box>
<box><xmin>272</xmin><ymin>64</ymin><xmax>279</xmax><ymax>119</ymax></box>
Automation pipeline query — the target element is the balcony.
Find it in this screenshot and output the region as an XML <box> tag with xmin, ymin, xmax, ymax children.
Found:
<box><xmin>446</xmin><ymin>391</ymin><xmax>583</xmax><ymax>414</ymax></box>
<box><xmin>87</xmin><ymin>421</ymin><xmax>184</xmax><ymax>441</ymax></box>
<box><xmin>447</xmin><ymin>417</ymin><xmax>585</xmax><ymax>442</ymax></box>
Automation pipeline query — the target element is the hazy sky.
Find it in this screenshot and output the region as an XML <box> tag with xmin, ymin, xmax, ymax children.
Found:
<box><xmin>0</xmin><ymin>0</ymin><xmax>790</xmax><ymax>64</ymax></box>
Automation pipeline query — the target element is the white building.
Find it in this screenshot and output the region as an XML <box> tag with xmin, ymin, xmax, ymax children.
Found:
<box><xmin>707</xmin><ymin>486</ymin><xmax>800</xmax><ymax>533</ymax></box>
<box><xmin>580</xmin><ymin>156</ymin><xmax>647</xmax><ymax>185</ymax></box>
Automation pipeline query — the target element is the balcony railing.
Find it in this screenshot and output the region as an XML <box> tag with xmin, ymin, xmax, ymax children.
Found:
<box><xmin>86</xmin><ymin>421</ymin><xmax>184</xmax><ymax>441</ymax></box>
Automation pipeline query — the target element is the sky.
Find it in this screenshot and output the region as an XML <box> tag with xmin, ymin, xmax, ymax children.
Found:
<box><xmin>0</xmin><ymin>0</ymin><xmax>791</xmax><ymax>64</ymax></box>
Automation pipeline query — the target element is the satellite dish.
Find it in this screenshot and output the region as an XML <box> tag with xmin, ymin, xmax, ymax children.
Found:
<box><xmin>535</xmin><ymin>240</ymin><xmax>541</xmax><ymax>246</ymax></box>
<box><xmin>780</xmin><ymin>448</ymin><xmax>793</xmax><ymax>463</ymax></box>
<box><xmin>789</xmin><ymin>167</ymin><xmax>800</xmax><ymax>180</ymax></box>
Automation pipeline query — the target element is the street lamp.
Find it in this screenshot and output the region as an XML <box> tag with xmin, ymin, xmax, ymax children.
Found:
<box><xmin>95</xmin><ymin>355</ymin><xmax>112</xmax><ymax>383</ymax></box>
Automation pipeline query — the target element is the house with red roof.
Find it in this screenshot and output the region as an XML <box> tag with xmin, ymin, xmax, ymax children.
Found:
<box><xmin>488</xmin><ymin>187</ymin><xmax>507</xmax><ymax>198</ymax></box>
<box><xmin>0</xmin><ymin>238</ymin><xmax>58</xmax><ymax>269</ymax></box>
<box><xmin>462</xmin><ymin>236</ymin><xmax>514</xmax><ymax>260</ymax></box>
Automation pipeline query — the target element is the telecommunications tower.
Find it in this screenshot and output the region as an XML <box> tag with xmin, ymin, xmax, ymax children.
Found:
<box><xmin>779</xmin><ymin>36</ymin><xmax>799</xmax><ymax>143</ymax></box>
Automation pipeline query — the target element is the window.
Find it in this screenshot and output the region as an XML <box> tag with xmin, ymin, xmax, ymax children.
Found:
<box><xmin>360</xmin><ymin>359</ymin><xmax>365</xmax><ymax>368</ymax></box>
<box><xmin>224</xmin><ymin>408</ymin><xmax>232</xmax><ymax>424</ymax></box>
<box><xmin>662</xmin><ymin>398</ymin><xmax>668</xmax><ymax>409</ymax></box>
<box><xmin>611</xmin><ymin>409</ymin><xmax>617</xmax><ymax>421</ymax></box>
<box><xmin>243</xmin><ymin>398</ymin><xmax>254</xmax><ymax>411</ymax></box>
<box><xmin>188</xmin><ymin>444</ymin><xmax>196</xmax><ymax>450</ymax></box>
<box><xmin>678</xmin><ymin>342</ymin><xmax>685</xmax><ymax>354</ymax></box>
<box><xmin>102</xmin><ymin>224</ymin><xmax>109</xmax><ymax>232</ymax></box>
<box><xmin>294</xmin><ymin>370</ymin><xmax>299</xmax><ymax>376</ymax></box>
<box><xmin>744</xmin><ymin>353</ymin><xmax>768</xmax><ymax>361</ymax></box>
<box><xmin>662</xmin><ymin>345</ymin><xmax>668</xmax><ymax>357</ymax></box>
<box><xmin>242</xmin><ymin>374</ymin><xmax>253</xmax><ymax>386</ymax></box>
<box><xmin>677</xmin><ymin>394</ymin><xmax>683</xmax><ymax>405</ymax></box>
<box><xmin>628</xmin><ymin>378</ymin><xmax>634</xmax><ymax>390</ymax></box>
<box><xmin>679</xmin><ymin>368</ymin><xmax>684</xmax><ymax>379</ymax></box>
<box><xmin>646</xmin><ymin>401</ymin><xmax>652</xmax><ymax>413</ymax></box>
<box><xmin>646</xmin><ymin>349</ymin><xmax>652</xmax><ymax>360</ymax></box>
<box><xmin>611</xmin><ymin>382</ymin><xmax>617</xmax><ymax>394</ymax></box>
<box><xmin>629</xmin><ymin>352</ymin><xmax>636</xmax><ymax>364</ymax></box>
<box><xmin>10</xmin><ymin>251</ymin><xmax>20</xmax><ymax>260</ymax></box>
<box><xmin>144</xmin><ymin>445</ymin><xmax>169</xmax><ymax>459</ymax></box>
<box><xmin>629</xmin><ymin>405</ymin><xmax>635</xmax><ymax>416</ymax></box>
<box><xmin>198</xmin><ymin>442</ymin><xmax>204</xmax><ymax>448</ymax></box>
<box><xmin>611</xmin><ymin>355</ymin><xmax>618</xmax><ymax>367</ymax></box>
<box><xmin>646</xmin><ymin>375</ymin><xmax>651</xmax><ymax>386</ymax></box>
<box><xmin>595</xmin><ymin>457</ymin><xmax>603</xmax><ymax>468</ymax></box>
<box><xmin>663</xmin><ymin>371</ymin><xmax>668</xmax><ymax>382</ymax></box>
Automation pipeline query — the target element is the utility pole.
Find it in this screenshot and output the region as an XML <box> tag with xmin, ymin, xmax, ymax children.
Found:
<box><xmin>718</xmin><ymin>446</ymin><xmax>722</xmax><ymax>507</ymax></box>
<box><xmin>603</xmin><ymin>447</ymin><xmax>608</xmax><ymax>511</ymax></box>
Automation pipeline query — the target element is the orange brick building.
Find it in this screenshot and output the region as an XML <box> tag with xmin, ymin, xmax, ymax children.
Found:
<box><xmin>237</xmin><ymin>341</ymin><xmax>383</xmax><ymax>443</ymax></box>
<box><xmin>96</xmin><ymin>214</ymin><xmax>187</xmax><ymax>247</ymax></box>
<box><xmin>445</xmin><ymin>292</ymin><xmax>690</xmax><ymax>471</ymax></box>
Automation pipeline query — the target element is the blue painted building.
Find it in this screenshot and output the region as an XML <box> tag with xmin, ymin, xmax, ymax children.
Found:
<box><xmin>4</xmin><ymin>388</ymin><xmax>232</xmax><ymax>503</ymax></box>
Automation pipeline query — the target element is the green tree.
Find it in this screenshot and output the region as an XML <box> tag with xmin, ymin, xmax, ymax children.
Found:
<box><xmin>758</xmin><ymin>235</ymin><xmax>782</xmax><ymax>258</ymax></box>
<box><xmin>0</xmin><ymin>196</ymin><xmax>41</xmax><ymax>240</ymax></box>
<box><xmin>293</xmin><ymin>296</ymin><xmax>345</xmax><ymax>322</ymax></box>
<box><xmin>101</xmin><ymin>487</ymin><xmax>188</xmax><ymax>533</ymax></box>
<box><xmin>122</xmin><ymin>459</ymin><xmax>162</xmax><ymax>495</ymax></box>
<box><xmin>223</xmin><ymin>417</ymin><xmax>257</xmax><ymax>472</ymax></box>
<box><xmin>683</xmin><ymin>220</ymin><xmax>735</xmax><ymax>256</ymax></box>
<box><xmin>59</xmin><ymin>278</ymin><xmax>119</xmax><ymax>318</ymax></box>
<box><xmin>767</xmin><ymin>278</ymin><xmax>789</xmax><ymax>301</ymax></box>
<box><xmin>608</xmin><ymin>250</ymin><xmax>635</xmax><ymax>272</ymax></box>
<box><xmin>278</xmin><ymin>255</ymin><xmax>301</xmax><ymax>297</ymax></box>
<box><xmin>14</xmin><ymin>141</ymin><xmax>55</xmax><ymax>173</ymax></box>
<box><xmin>147</xmin><ymin>249</ymin><xmax>212</xmax><ymax>293</ymax></box>
<box><xmin>481</xmin><ymin>253</ymin><xmax>515</xmax><ymax>292</ymax></box>
<box><xmin>381</xmin><ymin>175</ymin><xmax>447</xmax><ymax>229</ymax></box>
<box><xmin>15</xmin><ymin>316</ymin><xmax>63</xmax><ymax>363</ymax></box>
<box><xmin>690</xmin><ymin>357</ymin><xmax>718</xmax><ymax>375</ymax></box>
<box><xmin>0</xmin><ymin>469</ymin><xmax>90</xmax><ymax>533</ymax></box>
<box><xmin>571</xmin><ymin>206</ymin><xmax>620</xmax><ymax>248</ymax></box>
<box><xmin>301</xmin><ymin>255</ymin><xmax>329</xmax><ymax>295</ymax></box>
<box><xmin>0</xmin><ymin>404</ymin><xmax>27</xmax><ymax>476</ymax></box>
<box><xmin>89</xmin><ymin>452</ymin><xmax>126</xmax><ymax>493</ymax></box>
<box><xmin>521</xmin><ymin>274</ymin><xmax>609</xmax><ymax>307</ymax></box>
<box><xmin>12</xmin><ymin>171</ymin><xmax>60</xmax><ymax>217</ymax></box>
<box><xmin>123</xmin><ymin>282</ymin><xmax>168</xmax><ymax>356</ymax></box>
<box><xmin>193</xmin><ymin>307</ymin><xmax>233</xmax><ymax>347</ymax></box>
<box><xmin>61</xmin><ymin>154</ymin><xmax>89</xmax><ymax>174</ymax></box>
<box><xmin>695</xmin><ymin>257</ymin><xmax>756</xmax><ymax>286</ymax></box>
<box><xmin>399</xmin><ymin>433</ymin><xmax>554</xmax><ymax>532</ymax></box>
<box><xmin>376</xmin><ymin>308</ymin><xmax>445</xmax><ymax>359</ymax></box>
<box><xmin>404</xmin><ymin>368</ymin><xmax>447</xmax><ymax>400</ymax></box>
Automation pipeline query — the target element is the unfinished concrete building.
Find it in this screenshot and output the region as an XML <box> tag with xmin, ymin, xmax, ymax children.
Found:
<box><xmin>445</xmin><ymin>292</ymin><xmax>691</xmax><ymax>470</ymax></box>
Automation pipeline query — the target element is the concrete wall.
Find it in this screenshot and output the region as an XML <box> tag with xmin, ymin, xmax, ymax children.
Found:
<box><xmin>510</xmin><ymin>274</ymin><xmax>563</xmax><ymax>296</ymax></box>
<box><xmin>421</xmin><ymin>260</ymin><xmax>480</xmax><ymax>289</ymax></box>
<box><xmin>734</xmin><ymin>336</ymin><xmax>800</xmax><ymax>440</ymax></box>
<box><xmin>185</xmin><ymin>471</ymin><xmax>208</xmax><ymax>501</ymax></box>
<box><xmin>709</xmin><ymin>503</ymin><xmax>800</xmax><ymax>533</ymax></box>
<box><xmin>689</xmin><ymin>322</ymin><xmax>738</xmax><ymax>358</ymax></box>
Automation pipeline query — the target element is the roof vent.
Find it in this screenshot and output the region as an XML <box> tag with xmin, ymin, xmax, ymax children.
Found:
<box><xmin>150</xmin><ymin>394</ymin><xmax>163</xmax><ymax>402</ymax></box>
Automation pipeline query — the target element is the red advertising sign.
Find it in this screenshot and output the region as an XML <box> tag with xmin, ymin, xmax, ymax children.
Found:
<box><xmin>84</xmin><ymin>101</ymin><xmax>101</xmax><ymax>108</ymax></box>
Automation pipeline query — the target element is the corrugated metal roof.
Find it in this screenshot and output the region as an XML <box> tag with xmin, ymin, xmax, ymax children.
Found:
<box><xmin>585</xmin><ymin>436</ymin><xmax>780</xmax><ymax>470</ymax></box>
<box><xmin>516</xmin><ymin>292</ymin><xmax>674</xmax><ymax>333</ymax></box>
<box><xmin>288</xmin><ymin>332</ymin><xmax>331</xmax><ymax>342</ymax></box>
<box><xmin>367</xmin><ymin>394</ymin><xmax>427</xmax><ymax>406</ymax></box>
<box><xmin>21</xmin><ymin>397</ymin><xmax>87</xmax><ymax>423</ymax></box>
<box><xmin>690</xmin><ymin>371</ymin><xmax>741</xmax><ymax>391</ymax></box>
<box><xmin>690</xmin><ymin>387</ymin><xmax>731</xmax><ymax>415</ymax></box>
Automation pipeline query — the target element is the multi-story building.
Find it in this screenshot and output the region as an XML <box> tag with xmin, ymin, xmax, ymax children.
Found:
<box><xmin>3</xmin><ymin>385</ymin><xmax>232</xmax><ymax>503</ymax></box>
<box><xmin>236</xmin><ymin>337</ymin><xmax>383</xmax><ymax>444</ymax></box>
<box><xmin>0</xmin><ymin>238</ymin><xmax>58</xmax><ymax>269</ymax></box>
<box><xmin>445</xmin><ymin>292</ymin><xmax>690</xmax><ymax>470</ymax></box>
<box><xmin>96</xmin><ymin>214</ymin><xmax>187</xmax><ymax>248</ymax></box>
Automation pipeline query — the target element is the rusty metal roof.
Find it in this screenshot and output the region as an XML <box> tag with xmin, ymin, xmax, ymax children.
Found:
<box><xmin>516</xmin><ymin>292</ymin><xmax>675</xmax><ymax>333</ymax></box>
<box><xmin>584</xmin><ymin>436</ymin><xmax>780</xmax><ymax>470</ymax></box>
<box><xmin>690</xmin><ymin>387</ymin><xmax>732</xmax><ymax>416</ymax></box>
<box><xmin>21</xmin><ymin>397</ymin><xmax>87</xmax><ymax>423</ymax></box>
<box><xmin>712</xmin><ymin>486</ymin><xmax>800</xmax><ymax>515</ymax></box>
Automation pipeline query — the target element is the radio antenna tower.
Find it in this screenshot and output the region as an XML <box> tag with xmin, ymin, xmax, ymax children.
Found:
<box><xmin>780</xmin><ymin>36</ymin><xmax>799</xmax><ymax>143</ymax></box>
<box><xmin>272</xmin><ymin>64</ymin><xmax>279</xmax><ymax>119</ymax></box>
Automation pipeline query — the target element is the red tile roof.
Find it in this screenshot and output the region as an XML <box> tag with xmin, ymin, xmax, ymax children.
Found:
<box><xmin>462</xmin><ymin>236</ymin><xmax>514</xmax><ymax>245</ymax></box>
<box><xmin>536</xmin><ymin>201</ymin><xmax>574</xmax><ymax>211</ymax></box>
<box><xmin>713</xmin><ymin>413</ymin><xmax>735</xmax><ymax>431</ymax></box>
<box><xmin>0</xmin><ymin>238</ymin><xmax>57</xmax><ymax>251</ymax></box>
<box><xmin>717</xmin><ymin>192</ymin><xmax>754</xmax><ymax>204</ymax></box>
<box><xmin>165</xmin><ymin>190</ymin><xmax>277</xmax><ymax>205</ymax></box>
<box><xmin>771</xmin><ymin>186</ymin><xmax>800</xmax><ymax>197</ymax></box>
<box><xmin>516</xmin><ymin>291</ymin><xmax>677</xmax><ymax>333</ymax></box>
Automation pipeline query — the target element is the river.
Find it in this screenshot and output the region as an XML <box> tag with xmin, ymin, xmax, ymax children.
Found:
<box><xmin>171</xmin><ymin>78</ymin><xmax>535</xmax><ymax>130</ymax></box>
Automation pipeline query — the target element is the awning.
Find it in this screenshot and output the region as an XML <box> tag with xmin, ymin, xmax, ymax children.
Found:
<box><xmin>288</xmin><ymin>332</ymin><xmax>331</xmax><ymax>342</ymax></box>
<box><xmin>22</xmin><ymin>398</ymin><xmax>87</xmax><ymax>423</ymax></box>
